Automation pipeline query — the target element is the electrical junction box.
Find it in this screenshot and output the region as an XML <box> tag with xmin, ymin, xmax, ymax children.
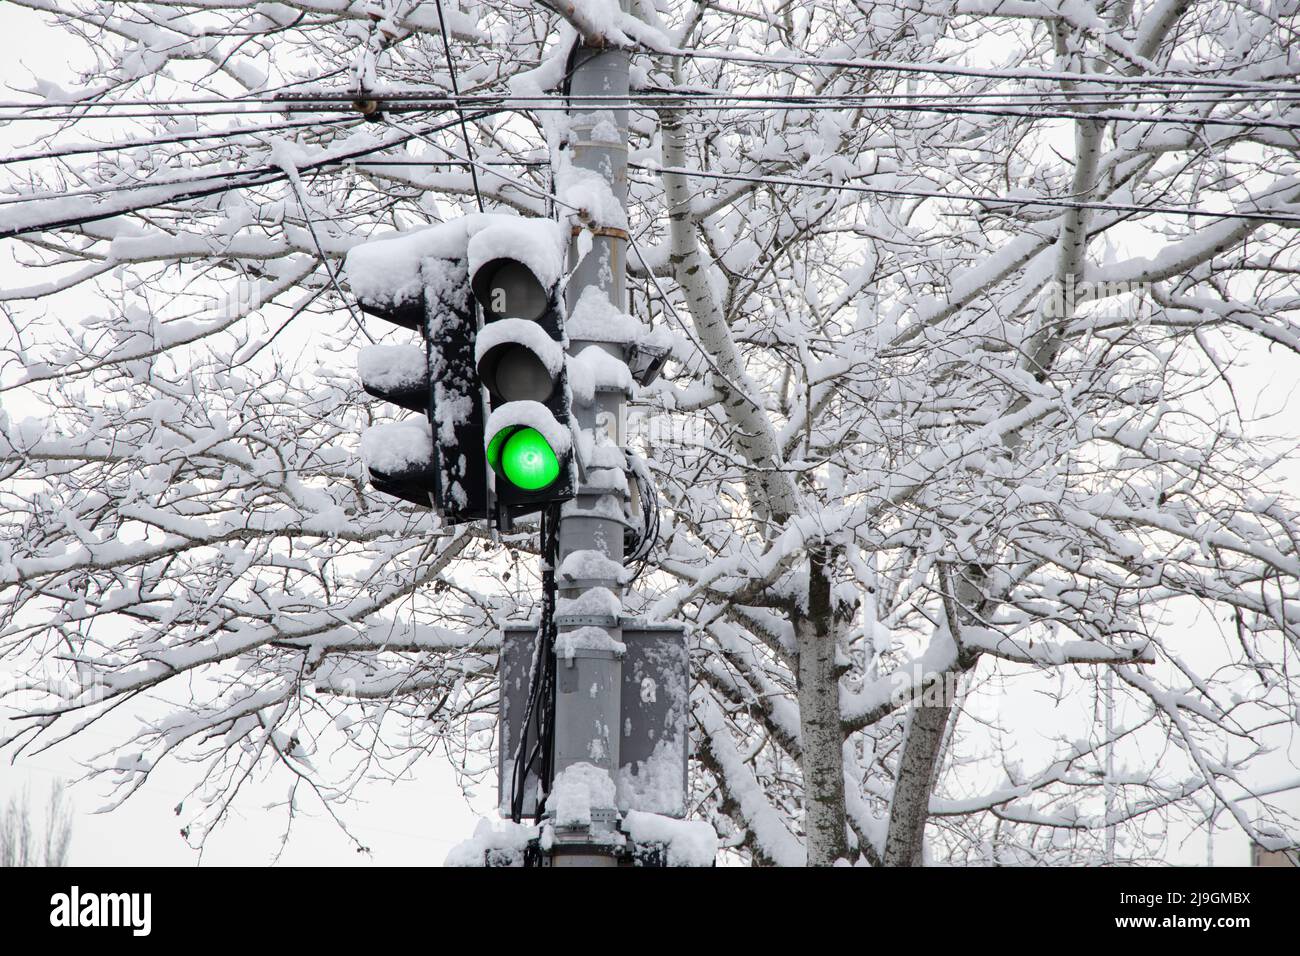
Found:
<box><xmin>497</xmin><ymin>619</ymin><xmax>688</xmax><ymax>820</ymax></box>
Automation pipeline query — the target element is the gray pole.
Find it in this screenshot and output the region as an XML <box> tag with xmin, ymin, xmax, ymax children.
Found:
<box><xmin>547</xmin><ymin>27</ymin><xmax>632</xmax><ymax>865</ymax></box>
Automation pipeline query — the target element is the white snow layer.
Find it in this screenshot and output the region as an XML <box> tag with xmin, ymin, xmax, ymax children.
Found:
<box><xmin>359</xmin><ymin>418</ymin><xmax>431</xmax><ymax>473</ymax></box>
<box><xmin>444</xmin><ymin>817</ymin><xmax>538</xmax><ymax>867</ymax></box>
<box><xmin>343</xmin><ymin>219</ymin><xmax>469</xmax><ymax>309</ymax></box>
<box><xmin>474</xmin><ymin>318</ymin><xmax>564</xmax><ymax>376</ymax></box>
<box><xmin>344</xmin><ymin>213</ymin><xmax>566</xmax><ymax>311</ymax></box>
<box><xmin>566</xmin><ymin>286</ymin><xmax>644</xmax><ymax>343</ymax></box>
<box><xmin>568</xmin><ymin>345</ymin><xmax>634</xmax><ymax>404</ymax></box>
<box><xmin>558</xmin><ymin>548</ymin><xmax>630</xmax><ymax>584</ymax></box>
<box><xmin>432</xmin><ymin>383</ymin><xmax>473</xmax><ymax>445</ymax></box>
<box><xmin>556</xmin><ymin>161</ymin><xmax>627</xmax><ymax>230</ymax></box>
<box><xmin>556</xmin><ymin>625</ymin><xmax>627</xmax><ymax>660</ymax></box>
<box><xmin>621</xmin><ymin>811</ymin><xmax>717</xmax><ymax>867</ymax></box>
<box><xmin>484</xmin><ymin>401</ymin><xmax>572</xmax><ymax>456</ymax></box>
<box><xmin>556</xmin><ymin>0</ymin><xmax>637</xmax><ymax>45</ymax></box>
<box><xmin>357</xmin><ymin>344</ymin><xmax>426</xmax><ymax>393</ymax></box>
<box><xmin>555</xmin><ymin>586</ymin><xmax>622</xmax><ymax>619</ymax></box>
<box><xmin>549</xmin><ymin>762</ymin><xmax>618</xmax><ymax>827</ymax></box>
<box><xmin>466</xmin><ymin>216</ymin><xmax>566</xmax><ymax>291</ymax></box>
<box><xmin>617</xmin><ymin>737</ymin><xmax>686</xmax><ymax>818</ymax></box>
<box><xmin>582</xmin><ymin>466</ymin><xmax>629</xmax><ymax>495</ymax></box>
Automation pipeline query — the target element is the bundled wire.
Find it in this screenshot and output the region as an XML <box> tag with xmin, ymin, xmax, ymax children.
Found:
<box><xmin>508</xmin><ymin>502</ymin><xmax>561</xmax><ymax>825</ymax></box>
<box><xmin>626</xmin><ymin>453</ymin><xmax>661</xmax><ymax>584</ymax></box>
<box><xmin>0</xmin><ymin>108</ymin><xmax>498</xmax><ymax>240</ymax></box>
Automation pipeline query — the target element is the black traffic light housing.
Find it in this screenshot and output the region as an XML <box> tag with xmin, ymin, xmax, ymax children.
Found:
<box><xmin>471</xmin><ymin>256</ymin><xmax>575</xmax><ymax>519</ymax></box>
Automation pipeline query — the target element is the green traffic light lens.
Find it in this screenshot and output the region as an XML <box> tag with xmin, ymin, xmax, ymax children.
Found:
<box><xmin>495</xmin><ymin>427</ymin><xmax>560</xmax><ymax>491</ymax></box>
<box><xmin>486</xmin><ymin>428</ymin><xmax>509</xmax><ymax>472</ymax></box>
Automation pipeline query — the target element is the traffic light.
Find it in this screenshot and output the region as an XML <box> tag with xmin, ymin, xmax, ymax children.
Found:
<box><xmin>356</xmin><ymin>256</ymin><xmax>489</xmax><ymax>522</ymax></box>
<box><xmin>471</xmin><ymin>254</ymin><xmax>575</xmax><ymax>517</ymax></box>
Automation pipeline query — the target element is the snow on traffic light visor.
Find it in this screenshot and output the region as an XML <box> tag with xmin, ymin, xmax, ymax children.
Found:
<box><xmin>474</xmin><ymin>318</ymin><xmax>565</xmax><ymax>403</ymax></box>
<box><xmin>484</xmin><ymin>402</ymin><xmax>572</xmax><ymax>493</ymax></box>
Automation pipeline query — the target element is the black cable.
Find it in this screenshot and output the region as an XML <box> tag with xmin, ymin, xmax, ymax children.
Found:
<box><xmin>258</xmin><ymin>97</ymin><xmax>1300</xmax><ymax>132</ymax></box>
<box><xmin>0</xmin><ymin>109</ymin><xmax>498</xmax><ymax>240</ymax></box>
<box><xmin>432</xmin><ymin>0</ymin><xmax>484</xmax><ymax>212</ymax></box>
<box><xmin>664</xmin><ymin>47</ymin><xmax>1300</xmax><ymax>94</ymax></box>
<box><xmin>626</xmin><ymin>453</ymin><xmax>660</xmax><ymax>584</ymax></box>
<box><xmin>0</xmin><ymin>116</ymin><xmax>358</xmax><ymax>166</ymax></box>
<box><xmin>509</xmin><ymin>502</ymin><xmax>561</xmax><ymax>825</ymax></box>
<box><xmin>267</xmin><ymin>90</ymin><xmax>1300</xmax><ymax>105</ymax></box>
<box><xmin>0</xmin><ymin>107</ymin><xmax>332</xmax><ymax>121</ymax></box>
<box><xmin>635</xmin><ymin>99</ymin><xmax>1300</xmax><ymax>132</ymax></box>
<box><xmin>630</xmin><ymin>162</ymin><xmax>1300</xmax><ymax>226</ymax></box>
<box><xmin>339</xmin><ymin>159</ymin><xmax>548</xmax><ymax>167</ymax></box>
<box><xmin>0</xmin><ymin>154</ymin><xmax>543</xmax><ymax>211</ymax></box>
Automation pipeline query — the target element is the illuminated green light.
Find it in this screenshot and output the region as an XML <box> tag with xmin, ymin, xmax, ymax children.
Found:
<box><xmin>486</xmin><ymin>428</ymin><xmax>509</xmax><ymax>472</ymax></box>
<box><xmin>489</xmin><ymin>426</ymin><xmax>560</xmax><ymax>491</ymax></box>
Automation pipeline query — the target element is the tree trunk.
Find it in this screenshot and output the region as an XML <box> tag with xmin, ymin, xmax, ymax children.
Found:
<box><xmin>883</xmin><ymin>565</ymin><xmax>986</xmax><ymax>865</ymax></box>
<box><xmin>882</xmin><ymin>699</ymin><xmax>951</xmax><ymax>866</ymax></box>
<box><xmin>795</xmin><ymin>545</ymin><xmax>848</xmax><ymax>866</ymax></box>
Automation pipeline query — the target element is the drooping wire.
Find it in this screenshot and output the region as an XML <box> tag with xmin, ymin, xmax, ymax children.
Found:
<box><xmin>0</xmin><ymin>109</ymin><xmax>499</xmax><ymax>240</ymax></box>
<box><xmin>663</xmin><ymin>46</ymin><xmax>1300</xmax><ymax>94</ymax></box>
<box><xmin>232</xmin><ymin>94</ymin><xmax>1300</xmax><ymax>133</ymax></box>
<box><xmin>6</xmin><ymin>89</ymin><xmax>1297</xmax><ymax>110</ymax></box>
<box><xmin>629</xmin><ymin>162</ymin><xmax>1300</xmax><ymax>226</ymax></box>
<box><xmin>432</xmin><ymin>0</ymin><xmax>484</xmax><ymax>212</ymax></box>
<box><xmin>282</xmin><ymin>170</ymin><xmax>374</xmax><ymax>344</ymax></box>
<box><xmin>626</xmin><ymin>453</ymin><xmax>660</xmax><ymax>584</ymax></box>
<box><xmin>0</xmin><ymin>116</ymin><xmax>359</xmax><ymax>166</ymax></box>
<box><xmin>509</xmin><ymin>501</ymin><xmax>561</xmax><ymax>825</ymax></box>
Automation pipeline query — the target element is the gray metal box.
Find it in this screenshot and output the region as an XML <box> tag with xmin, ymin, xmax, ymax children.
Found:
<box><xmin>497</xmin><ymin>620</ymin><xmax>688</xmax><ymax>819</ymax></box>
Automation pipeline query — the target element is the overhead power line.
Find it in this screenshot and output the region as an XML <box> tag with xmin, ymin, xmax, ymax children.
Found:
<box><xmin>0</xmin><ymin>108</ymin><xmax>314</xmax><ymax>122</ymax></box>
<box><xmin>12</xmin><ymin>91</ymin><xmax>1296</xmax><ymax>113</ymax></box>
<box><xmin>0</xmin><ymin>110</ymin><xmax>498</xmax><ymax>240</ymax></box>
<box><xmin>264</xmin><ymin>91</ymin><xmax>1300</xmax><ymax>132</ymax></box>
<box><xmin>661</xmin><ymin>47</ymin><xmax>1300</xmax><ymax>94</ymax></box>
<box><xmin>432</xmin><ymin>0</ymin><xmax>483</xmax><ymax>213</ymax></box>
<box><xmin>7</xmin><ymin>85</ymin><xmax>1291</xmax><ymax>110</ymax></box>
<box><xmin>0</xmin><ymin>117</ymin><xmax>358</xmax><ymax>166</ymax></box>
<box><xmin>10</xmin><ymin>151</ymin><xmax>1286</xmax><ymax>235</ymax></box>
<box><xmin>5</xmin><ymin>89</ymin><xmax>1297</xmax><ymax>139</ymax></box>
<box><xmin>629</xmin><ymin>162</ymin><xmax>1300</xmax><ymax>226</ymax></box>
<box><xmin>270</xmin><ymin>89</ymin><xmax>1300</xmax><ymax>104</ymax></box>
<box><xmin>6</xmin><ymin>101</ymin><xmax>1296</xmax><ymax>134</ymax></box>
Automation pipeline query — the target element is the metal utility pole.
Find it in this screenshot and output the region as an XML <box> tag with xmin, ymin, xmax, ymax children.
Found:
<box><xmin>545</xmin><ymin>24</ymin><xmax>634</xmax><ymax>866</ymax></box>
